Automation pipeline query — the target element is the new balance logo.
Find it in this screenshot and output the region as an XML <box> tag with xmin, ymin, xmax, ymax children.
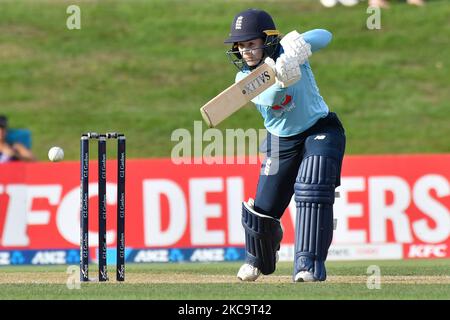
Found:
<box><xmin>314</xmin><ymin>135</ymin><xmax>326</xmax><ymax>140</ymax></box>
<box><xmin>235</xmin><ymin>16</ymin><xmax>243</xmax><ymax>29</ymax></box>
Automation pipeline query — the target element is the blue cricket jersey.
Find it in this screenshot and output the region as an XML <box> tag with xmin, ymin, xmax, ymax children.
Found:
<box><xmin>235</xmin><ymin>29</ymin><xmax>333</xmax><ymax>137</ymax></box>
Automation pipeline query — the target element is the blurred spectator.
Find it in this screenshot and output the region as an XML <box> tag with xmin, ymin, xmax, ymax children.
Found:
<box><xmin>320</xmin><ymin>0</ymin><xmax>359</xmax><ymax>7</ymax></box>
<box><xmin>369</xmin><ymin>0</ymin><xmax>390</xmax><ymax>8</ymax></box>
<box><xmin>321</xmin><ymin>0</ymin><xmax>426</xmax><ymax>8</ymax></box>
<box><xmin>369</xmin><ymin>0</ymin><xmax>425</xmax><ymax>8</ymax></box>
<box><xmin>406</xmin><ymin>0</ymin><xmax>425</xmax><ymax>6</ymax></box>
<box><xmin>0</xmin><ymin>115</ymin><xmax>36</xmax><ymax>163</ymax></box>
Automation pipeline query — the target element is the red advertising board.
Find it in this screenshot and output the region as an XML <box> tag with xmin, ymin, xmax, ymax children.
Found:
<box><xmin>0</xmin><ymin>154</ymin><xmax>449</xmax><ymax>260</ymax></box>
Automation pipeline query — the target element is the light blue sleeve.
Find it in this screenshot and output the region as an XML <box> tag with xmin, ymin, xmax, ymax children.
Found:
<box><xmin>302</xmin><ymin>29</ymin><xmax>332</xmax><ymax>53</ymax></box>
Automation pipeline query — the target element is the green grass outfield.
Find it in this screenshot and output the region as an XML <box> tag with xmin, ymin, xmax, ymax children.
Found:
<box><xmin>0</xmin><ymin>259</ymin><xmax>449</xmax><ymax>299</ymax></box>
<box><xmin>0</xmin><ymin>0</ymin><xmax>449</xmax><ymax>161</ymax></box>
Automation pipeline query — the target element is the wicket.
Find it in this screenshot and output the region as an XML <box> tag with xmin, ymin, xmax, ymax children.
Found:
<box><xmin>80</xmin><ymin>132</ymin><xmax>126</xmax><ymax>282</ymax></box>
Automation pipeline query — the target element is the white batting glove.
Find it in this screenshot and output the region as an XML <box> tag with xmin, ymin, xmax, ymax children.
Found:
<box><xmin>265</xmin><ymin>55</ymin><xmax>301</xmax><ymax>88</ymax></box>
<box><xmin>280</xmin><ymin>30</ymin><xmax>312</xmax><ymax>65</ymax></box>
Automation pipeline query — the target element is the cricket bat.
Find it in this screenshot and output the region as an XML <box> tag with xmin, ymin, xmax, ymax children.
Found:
<box><xmin>200</xmin><ymin>62</ymin><xmax>276</xmax><ymax>128</ymax></box>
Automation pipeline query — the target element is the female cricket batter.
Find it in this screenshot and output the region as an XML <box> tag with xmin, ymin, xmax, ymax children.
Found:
<box><xmin>224</xmin><ymin>9</ymin><xmax>346</xmax><ymax>282</ymax></box>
